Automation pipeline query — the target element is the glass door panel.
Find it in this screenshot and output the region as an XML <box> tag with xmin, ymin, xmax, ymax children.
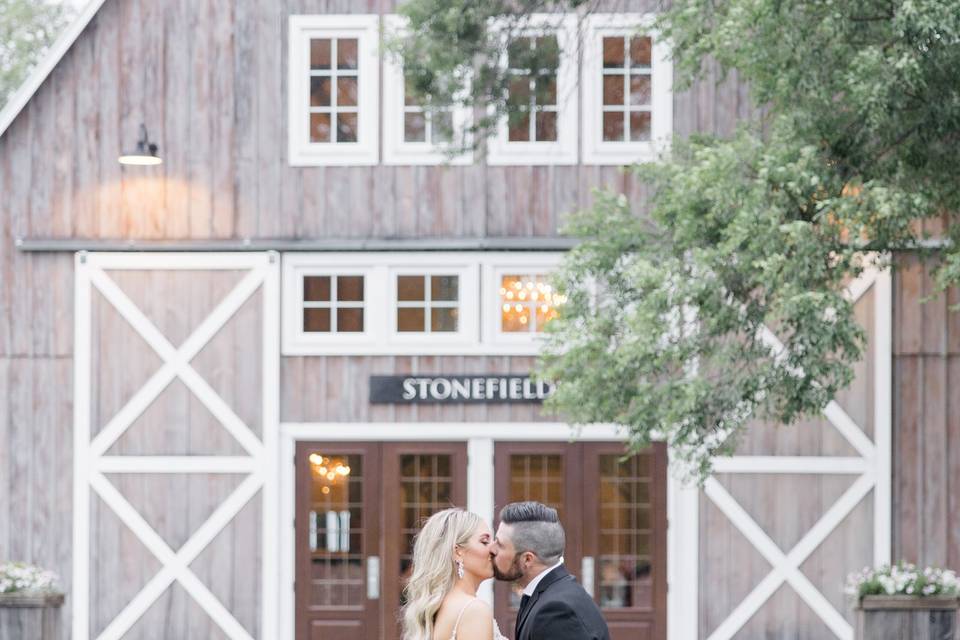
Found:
<box><xmin>382</xmin><ymin>443</ymin><xmax>467</xmax><ymax>640</ymax></box>
<box><xmin>296</xmin><ymin>443</ymin><xmax>381</xmax><ymax>640</ymax></box>
<box><xmin>584</xmin><ymin>442</ymin><xmax>666</xmax><ymax>640</ymax></box>
<box><xmin>493</xmin><ymin>442</ymin><xmax>583</xmax><ymax>636</ymax></box>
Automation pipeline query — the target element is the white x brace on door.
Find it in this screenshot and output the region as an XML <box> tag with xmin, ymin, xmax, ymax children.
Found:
<box><xmin>671</xmin><ymin>265</ymin><xmax>891</xmax><ymax>640</ymax></box>
<box><xmin>73</xmin><ymin>252</ymin><xmax>279</xmax><ymax>640</ymax></box>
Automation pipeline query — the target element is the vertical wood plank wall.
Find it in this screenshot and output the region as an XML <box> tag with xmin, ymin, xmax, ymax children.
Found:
<box><xmin>892</xmin><ymin>253</ymin><xmax>960</xmax><ymax>570</ymax></box>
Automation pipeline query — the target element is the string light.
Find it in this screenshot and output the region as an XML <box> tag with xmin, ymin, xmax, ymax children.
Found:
<box><xmin>499</xmin><ymin>276</ymin><xmax>565</xmax><ymax>331</ymax></box>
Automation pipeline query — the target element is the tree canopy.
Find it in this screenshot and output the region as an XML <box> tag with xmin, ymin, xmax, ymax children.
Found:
<box><xmin>395</xmin><ymin>0</ymin><xmax>960</xmax><ymax>477</ymax></box>
<box><xmin>0</xmin><ymin>0</ymin><xmax>70</xmax><ymax>109</ymax></box>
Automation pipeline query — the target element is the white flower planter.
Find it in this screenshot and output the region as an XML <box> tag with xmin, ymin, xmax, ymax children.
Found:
<box><xmin>855</xmin><ymin>595</ymin><xmax>960</xmax><ymax>640</ymax></box>
<box><xmin>0</xmin><ymin>592</ymin><xmax>64</xmax><ymax>640</ymax></box>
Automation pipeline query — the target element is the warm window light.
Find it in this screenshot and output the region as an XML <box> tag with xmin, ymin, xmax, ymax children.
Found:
<box><xmin>118</xmin><ymin>123</ymin><xmax>162</xmax><ymax>165</ymax></box>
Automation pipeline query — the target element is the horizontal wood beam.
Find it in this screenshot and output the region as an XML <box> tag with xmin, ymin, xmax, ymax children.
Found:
<box><xmin>14</xmin><ymin>237</ymin><xmax>580</xmax><ymax>253</ymax></box>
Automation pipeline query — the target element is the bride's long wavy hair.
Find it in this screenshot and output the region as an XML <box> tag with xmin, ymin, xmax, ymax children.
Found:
<box><xmin>401</xmin><ymin>508</ymin><xmax>482</xmax><ymax>640</ymax></box>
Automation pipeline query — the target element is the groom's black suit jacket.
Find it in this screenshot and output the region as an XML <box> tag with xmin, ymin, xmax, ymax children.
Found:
<box><xmin>514</xmin><ymin>566</ymin><xmax>611</xmax><ymax>640</ymax></box>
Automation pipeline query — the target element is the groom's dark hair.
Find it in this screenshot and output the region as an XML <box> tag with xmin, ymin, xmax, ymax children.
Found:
<box><xmin>499</xmin><ymin>501</ymin><xmax>565</xmax><ymax>564</ymax></box>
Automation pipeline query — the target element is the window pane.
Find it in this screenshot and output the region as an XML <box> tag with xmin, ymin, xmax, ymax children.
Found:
<box><xmin>397</xmin><ymin>307</ymin><xmax>425</xmax><ymax>332</ymax></box>
<box><xmin>404</xmin><ymin>76</ymin><xmax>420</xmax><ymax>106</ymax></box>
<box><xmin>630</xmin><ymin>36</ymin><xmax>652</xmax><ymax>68</ymax></box>
<box><xmin>603</xmin><ymin>37</ymin><xmax>625</xmax><ymax>68</ymax></box>
<box><xmin>304</xmin><ymin>308</ymin><xmax>331</xmax><ymax>332</ymax></box>
<box><xmin>337</xmin><ymin>113</ymin><xmax>358</xmax><ymax>143</ymax></box>
<box><xmin>502</xmin><ymin>303</ymin><xmax>531</xmax><ymax>332</ymax></box>
<box><xmin>397</xmin><ymin>276</ymin><xmax>425</xmax><ymax>301</ymax></box>
<box><xmin>507</xmin><ymin>37</ymin><xmax>531</xmax><ymax>69</ymax></box>
<box><xmin>535</xmin><ymin>36</ymin><xmax>559</xmax><ymax>69</ymax></box>
<box><xmin>535</xmin><ymin>300</ymin><xmax>558</xmax><ymax>331</ymax></box>
<box><xmin>337</xmin><ymin>38</ymin><xmax>358</xmax><ymax>70</ymax></box>
<box><xmin>310</xmin><ymin>113</ymin><xmax>331</xmax><ymax>143</ymax></box>
<box><xmin>508</xmin><ymin>112</ymin><xmax>530</xmax><ymax>141</ymax></box>
<box><xmin>404</xmin><ymin>112</ymin><xmax>427</xmax><ymax>142</ymax></box>
<box><xmin>597</xmin><ymin>453</ymin><xmax>655</xmax><ymax>609</ymax></box>
<box><xmin>629</xmin><ymin>111</ymin><xmax>651</xmax><ymax>141</ymax></box>
<box><xmin>337</xmin><ymin>77</ymin><xmax>358</xmax><ymax>107</ymax></box>
<box><xmin>337</xmin><ymin>308</ymin><xmax>364</xmax><ymax>332</ymax></box>
<box><xmin>430</xmin><ymin>111</ymin><xmax>454</xmax><ymax>144</ymax></box>
<box><xmin>629</xmin><ymin>74</ymin><xmax>651</xmax><ymax>105</ymax></box>
<box><xmin>431</xmin><ymin>307</ymin><xmax>458</xmax><ymax>332</ymax></box>
<box><xmin>304</xmin><ymin>276</ymin><xmax>331</xmax><ymax>302</ymax></box>
<box><xmin>310</xmin><ymin>77</ymin><xmax>331</xmax><ymax>107</ymax></box>
<box><xmin>430</xmin><ymin>275</ymin><xmax>458</xmax><ymax>301</ymax></box>
<box><xmin>508</xmin><ymin>76</ymin><xmax>531</xmax><ymax>104</ymax></box>
<box><xmin>337</xmin><ymin>276</ymin><xmax>364</xmax><ymax>301</ymax></box>
<box><xmin>536</xmin><ymin>76</ymin><xmax>557</xmax><ymax>106</ymax></box>
<box><xmin>535</xmin><ymin>111</ymin><xmax>557</xmax><ymax>142</ymax></box>
<box><xmin>603</xmin><ymin>75</ymin><xmax>624</xmax><ymax>106</ymax></box>
<box><xmin>311</xmin><ymin>39</ymin><xmax>332</xmax><ymax>70</ymax></box>
<box><xmin>603</xmin><ymin>112</ymin><xmax>625</xmax><ymax>141</ymax></box>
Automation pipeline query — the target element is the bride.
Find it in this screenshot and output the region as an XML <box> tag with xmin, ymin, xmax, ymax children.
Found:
<box><xmin>402</xmin><ymin>508</ymin><xmax>509</xmax><ymax>640</ymax></box>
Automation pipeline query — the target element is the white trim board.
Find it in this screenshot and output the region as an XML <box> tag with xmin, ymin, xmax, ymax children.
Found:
<box><xmin>73</xmin><ymin>251</ymin><xmax>280</xmax><ymax>640</ymax></box>
<box><xmin>0</xmin><ymin>0</ymin><xmax>109</xmax><ymax>140</ymax></box>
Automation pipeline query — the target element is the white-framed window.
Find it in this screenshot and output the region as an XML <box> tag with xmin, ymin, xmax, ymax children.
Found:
<box><xmin>486</xmin><ymin>14</ymin><xmax>579</xmax><ymax>166</ymax></box>
<box><xmin>387</xmin><ymin>263</ymin><xmax>479</xmax><ymax>347</ymax></box>
<box><xmin>581</xmin><ymin>14</ymin><xmax>672</xmax><ymax>165</ymax></box>
<box><xmin>284</xmin><ymin>258</ymin><xmax>380</xmax><ymax>353</ymax></box>
<box><xmin>282</xmin><ymin>252</ymin><xmax>563</xmax><ymax>355</ymax></box>
<box><xmin>382</xmin><ymin>16</ymin><xmax>473</xmax><ymax>165</ymax></box>
<box><xmin>482</xmin><ymin>255</ymin><xmax>566</xmax><ymax>351</ymax></box>
<box><xmin>288</xmin><ymin>15</ymin><xmax>379</xmax><ymax>166</ymax></box>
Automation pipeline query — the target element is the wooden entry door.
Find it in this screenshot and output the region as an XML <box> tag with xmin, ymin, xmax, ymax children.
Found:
<box><xmin>493</xmin><ymin>441</ymin><xmax>667</xmax><ymax>640</ymax></box>
<box><xmin>296</xmin><ymin>441</ymin><xmax>467</xmax><ymax>640</ymax></box>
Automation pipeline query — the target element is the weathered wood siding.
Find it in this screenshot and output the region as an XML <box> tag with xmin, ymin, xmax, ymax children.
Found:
<box><xmin>892</xmin><ymin>253</ymin><xmax>960</xmax><ymax>569</ymax></box>
<box><xmin>697</xmin><ymin>284</ymin><xmax>879</xmax><ymax>638</ymax></box>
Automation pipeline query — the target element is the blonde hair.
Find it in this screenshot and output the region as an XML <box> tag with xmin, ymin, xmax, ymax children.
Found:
<box><xmin>401</xmin><ymin>508</ymin><xmax>482</xmax><ymax>640</ymax></box>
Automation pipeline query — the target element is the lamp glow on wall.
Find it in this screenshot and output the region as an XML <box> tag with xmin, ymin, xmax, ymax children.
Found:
<box><xmin>118</xmin><ymin>124</ymin><xmax>162</xmax><ymax>165</ymax></box>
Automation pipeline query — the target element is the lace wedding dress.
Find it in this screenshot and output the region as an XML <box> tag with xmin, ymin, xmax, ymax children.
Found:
<box><xmin>449</xmin><ymin>598</ymin><xmax>509</xmax><ymax>640</ymax></box>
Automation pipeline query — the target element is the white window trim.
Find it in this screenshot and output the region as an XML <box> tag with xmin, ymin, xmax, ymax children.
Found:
<box><xmin>288</xmin><ymin>14</ymin><xmax>380</xmax><ymax>166</ymax></box>
<box><xmin>485</xmin><ymin>14</ymin><xmax>579</xmax><ymax>166</ymax></box>
<box><xmin>581</xmin><ymin>14</ymin><xmax>673</xmax><ymax>165</ymax></box>
<box><xmin>382</xmin><ymin>16</ymin><xmax>474</xmax><ymax>165</ymax></box>
<box><xmin>387</xmin><ymin>263</ymin><xmax>479</xmax><ymax>348</ymax></box>
<box><xmin>282</xmin><ymin>252</ymin><xmax>564</xmax><ymax>356</ymax></box>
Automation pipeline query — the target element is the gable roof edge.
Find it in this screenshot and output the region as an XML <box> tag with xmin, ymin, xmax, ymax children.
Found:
<box><xmin>0</xmin><ymin>0</ymin><xmax>109</xmax><ymax>141</ymax></box>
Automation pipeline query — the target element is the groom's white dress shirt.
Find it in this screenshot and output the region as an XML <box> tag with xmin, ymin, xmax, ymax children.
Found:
<box><xmin>522</xmin><ymin>556</ymin><xmax>565</xmax><ymax>596</ymax></box>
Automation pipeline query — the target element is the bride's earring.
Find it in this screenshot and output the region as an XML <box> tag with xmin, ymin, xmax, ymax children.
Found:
<box><xmin>456</xmin><ymin>559</ymin><xmax>465</xmax><ymax>579</ymax></box>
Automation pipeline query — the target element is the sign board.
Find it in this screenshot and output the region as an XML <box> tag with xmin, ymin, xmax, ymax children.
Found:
<box><xmin>369</xmin><ymin>375</ymin><xmax>554</xmax><ymax>404</ymax></box>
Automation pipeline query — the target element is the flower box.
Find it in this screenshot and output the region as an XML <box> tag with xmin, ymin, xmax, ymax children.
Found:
<box><xmin>0</xmin><ymin>592</ymin><xmax>64</xmax><ymax>640</ymax></box>
<box><xmin>855</xmin><ymin>595</ymin><xmax>959</xmax><ymax>640</ymax></box>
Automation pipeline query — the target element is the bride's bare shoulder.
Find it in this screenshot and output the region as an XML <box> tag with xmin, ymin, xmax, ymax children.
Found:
<box><xmin>453</xmin><ymin>600</ymin><xmax>493</xmax><ymax>640</ymax></box>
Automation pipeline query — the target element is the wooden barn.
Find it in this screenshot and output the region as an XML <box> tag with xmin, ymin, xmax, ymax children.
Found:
<box><xmin>0</xmin><ymin>1</ymin><xmax>956</xmax><ymax>639</ymax></box>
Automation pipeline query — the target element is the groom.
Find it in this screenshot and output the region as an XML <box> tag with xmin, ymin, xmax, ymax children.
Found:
<box><xmin>491</xmin><ymin>501</ymin><xmax>611</xmax><ymax>640</ymax></box>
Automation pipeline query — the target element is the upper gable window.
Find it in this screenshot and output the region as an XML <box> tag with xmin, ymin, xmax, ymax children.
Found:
<box><xmin>288</xmin><ymin>15</ymin><xmax>379</xmax><ymax>166</ymax></box>
<box><xmin>383</xmin><ymin>16</ymin><xmax>473</xmax><ymax>165</ymax></box>
<box><xmin>582</xmin><ymin>14</ymin><xmax>672</xmax><ymax>165</ymax></box>
<box><xmin>486</xmin><ymin>14</ymin><xmax>579</xmax><ymax>166</ymax></box>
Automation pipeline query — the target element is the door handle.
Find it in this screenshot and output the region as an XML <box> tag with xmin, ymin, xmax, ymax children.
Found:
<box><xmin>367</xmin><ymin>556</ymin><xmax>380</xmax><ymax>600</ymax></box>
<box><xmin>581</xmin><ymin>556</ymin><xmax>595</xmax><ymax>598</ymax></box>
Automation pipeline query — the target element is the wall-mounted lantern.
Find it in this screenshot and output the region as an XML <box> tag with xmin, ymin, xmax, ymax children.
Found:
<box><xmin>118</xmin><ymin>124</ymin><xmax>162</xmax><ymax>166</ymax></box>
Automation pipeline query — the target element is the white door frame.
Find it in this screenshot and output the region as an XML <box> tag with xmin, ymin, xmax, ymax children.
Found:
<box><xmin>277</xmin><ymin>421</ymin><xmax>687</xmax><ymax>640</ymax></box>
<box><xmin>73</xmin><ymin>252</ymin><xmax>280</xmax><ymax>640</ymax></box>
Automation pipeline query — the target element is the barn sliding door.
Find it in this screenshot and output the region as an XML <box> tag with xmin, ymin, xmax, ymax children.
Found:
<box><xmin>73</xmin><ymin>252</ymin><xmax>279</xmax><ymax>640</ymax></box>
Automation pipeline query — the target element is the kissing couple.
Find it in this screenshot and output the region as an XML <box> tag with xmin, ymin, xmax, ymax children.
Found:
<box><xmin>401</xmin><ymin>501</ymin><xmax>611</xmax><ymax>640</ymax></box>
